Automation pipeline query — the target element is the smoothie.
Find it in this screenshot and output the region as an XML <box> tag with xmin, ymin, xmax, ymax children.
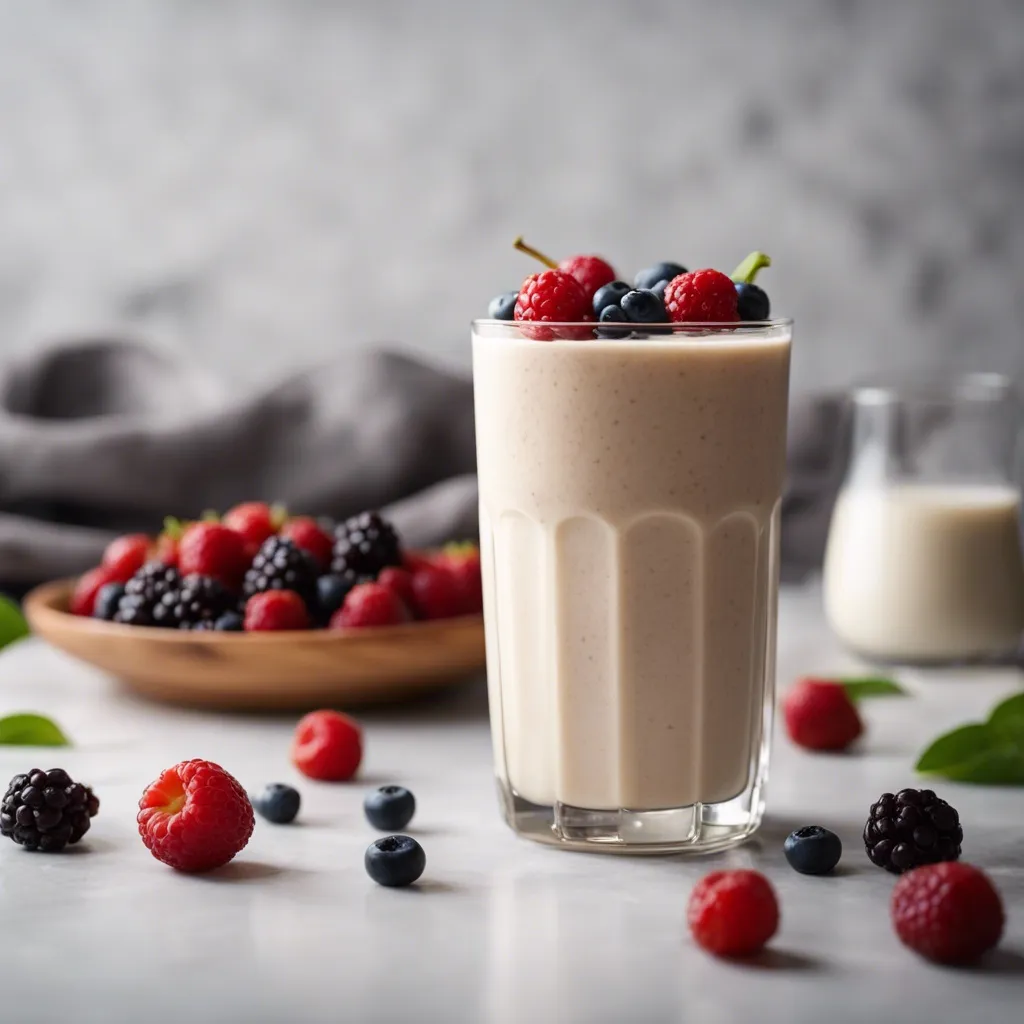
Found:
<box><xmin>472</xmin><ymin>322</ymin><xmax>792</xmax><ymax>849</ymax></box>
<box><xmin>824</xmin><ymin>484</ymin><xmax>1024</xmax><ymax>662</ymax></box>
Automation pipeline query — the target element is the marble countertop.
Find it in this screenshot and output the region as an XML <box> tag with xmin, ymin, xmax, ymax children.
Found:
<box><xmin>0</xmin><ymin>584</ymin><xmax>1021</xmax><ymax>1024</ymax></box>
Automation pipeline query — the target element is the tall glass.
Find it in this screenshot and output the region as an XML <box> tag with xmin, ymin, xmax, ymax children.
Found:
<box><xmin>824</xmin><ymin>374</ymin><xmax>1024</xmax><ymax>663</ymax></box>
<box><xmin>472</xmin><ymin>319</ymin><xmax>793</xmax><ymax>853</ymax></box>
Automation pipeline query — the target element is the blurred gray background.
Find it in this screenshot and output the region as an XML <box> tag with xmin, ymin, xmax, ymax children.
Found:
<box><xmin>0</xmin><ymin>0</ymin><xmax>1021</xmax><ymax>397</ymax></box>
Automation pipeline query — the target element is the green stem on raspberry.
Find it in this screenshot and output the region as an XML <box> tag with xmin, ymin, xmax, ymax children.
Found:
<box><xmin>730</xmin><ymin>251</ymin><xmax>771</xmax><ymax>285</ymax></box>
<box><xmin>270</xmin><ymin>503</ymin><xmax>289</xmax><ymax>530</ymax></box>
<box><xmin>513</xmin><ymin>237</ymin><xmax>559</xmax><ymax>270</ymax></box>
<box><xmin>162</xmin><ymin>516</ymin><xmax>185</xmax><ymax>540</ymax></box>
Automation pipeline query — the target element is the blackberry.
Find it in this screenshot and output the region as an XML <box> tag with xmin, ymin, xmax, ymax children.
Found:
<box><xmin>114</xmin><ymin>562</ymin><xmax>181</xmax><ymax>627</ymax></box>
<box><xmin>243</xmin><ymin>536</ymin><xmax>318</xmax><ymax>606</ymax></box>
<box><xmin>331</xmin><ymin>511</ymin><xmax>401</xmax><ymax>578</ymax></box>
<box><xmin>864</xmin><ymin>788</ymin><xmax>963</xmax><ymax>874</ymax></box>
<box><xmin>158</xmin><ymin>574</ymin><xmax>236</xmax><ymax>630</ymax></box>
<box><xmin>0</xmin><ymin>768</ymin><xmax>100</xmax><ymax>852</ymax></box>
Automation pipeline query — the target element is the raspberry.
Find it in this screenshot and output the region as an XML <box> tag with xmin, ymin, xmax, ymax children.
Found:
<box><xmin>291</xmin><ymin>710</ymin><xmax>363</xmax><ymax>781</ymax></box>
<box><xmin>402</xmin><ymin>549</ymin><xmax>436</xmax><ymax>574</ymax></box>
<box><xmin>331</xmin><ymin>582</ymin><xmax>409</xmax><ymax>629</ymax></box>
<box><xmin>138</xmin><ymin>759</ymin><xmax>254</xmax><ymax>873</ymax></box>
<box><xmin>783</xmin><ymin>678</ymin><xmax>863</xmax><ymax>751</ymax></box>
<box><xmin>864</xmin><ymin>789</ymin><xmax>962</xmax><ymax>874</ymax></box>
<box><xmin>331</xmin><ymin>511</ymin><xmax>402</xmax><ymax>579</ymax></box>
<box><xmin>411</xmin><ymin>565</ymin><xmax>464</xmax><ymax>620</ymax></box>
<box><xmin>223</xmin><ymin>501</ymin><xmax>285</xmax><ymax>557</ymax></box>
<box><xmin>514</xmin><ymin>269</ymin><xmax>591</xmax><ymax>340</ymax></box>
<box><xmin>0</xmin><ymin>768</ymin><xmax>99</xmax><ymax>852</ymax></box>
<box><xmin>244</xmin><ymin>590</ymin><xmax>310</xmax><ymax>631</ymax></box>
<box><xmin>559</xmin><ymin>255</ymin><xmax>617</xmax><ymax>300</ymax></box>
<box><xmin>178</xmin><ymin>522</ymin><xmax>249</xmax><ymax>592</ymax></box>
<box><xmin>687</xmin><ymin>870</ymin><xmax>779</xmax><ymax>957</ymax></box>
<box><xmin>435</xmin><ymin>543</ymin><xmax>483</xmax><ymax>614</ymax></box>
<box><xmin>664</xmin><ymin>268</ymin><xmax>740</xmax><ymax>323</ymax></box>
<box><xmin>891</xmin><ymin>862</ymin><xmax>1004</xmax><ymax>964</ymax></box>
<box><xmin>377</xmin><ymin>567</ymin><xmax>416</xmax><ymax>613</ymax></box>
<box><xmin>70</xmin><ymin>565</ymin><xmax>122</xmax><ymax>616</ymax></box>
<box><xmin>151</xmin><ymin>527</ymin><xmax>180</xmax><ymax>568</ymax></box>
<box><xmin>280</xmin><ymin>516</ymin><xmax>334</xmax><ymax>569</ymax></box>
<box><xmin>101</xmin><ymin>533</ymin><xmax>150</xmax><ymax>580</ymax></box>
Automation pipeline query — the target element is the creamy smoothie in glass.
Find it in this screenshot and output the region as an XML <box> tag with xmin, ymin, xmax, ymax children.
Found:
<box><xmin>472</xmin><ymin>318</ymin><xmax>792</xmax><ymax>852</ymax></box>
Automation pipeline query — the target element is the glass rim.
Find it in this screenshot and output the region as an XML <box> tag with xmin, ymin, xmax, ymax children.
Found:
<box><xmin>471</xmin><ymin>317</ymin><xmax>793</xmax><ymax>337</ymax></box>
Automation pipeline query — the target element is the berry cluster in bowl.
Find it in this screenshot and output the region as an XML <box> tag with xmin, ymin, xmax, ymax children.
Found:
<box><xmin>486</xmin><ymin>238</ymin><xmax>773</xmax><ymax>340</ymax></box>
<box><xmin>69</xmin><ymin>503</ymin><xmax>482</xmax><ymax>632</ymax></box>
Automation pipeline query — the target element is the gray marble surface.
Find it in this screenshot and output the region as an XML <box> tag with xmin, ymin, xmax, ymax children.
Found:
<box><xmin>0</xmin><ymin>583</ymin><xmax>1021</xmax><ymax>1024</ymax></box>
<box><xmin>0</xmin><ymin>1</ymin><xmax>1022</xmax><ymax>397</ymax></box>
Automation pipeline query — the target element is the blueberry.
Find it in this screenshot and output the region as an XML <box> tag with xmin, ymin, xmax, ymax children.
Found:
<box><xmin>316</xmin><ymin>574</ymin><xmax>357</xmax><ymax>620</ymax></box>
<box><xmin>736</xmin><ymin>282</ymin><xmax>770</xmax><ymax>320</ymax></box>
<box><xmin>651</xmin><ymin>279</ymin><xmax>671</xmax><ymax>299</ymax></box>
<box><xmin>488</xmin><ymin>292</ymin><xmax>518</xmax><ymax>320</ymax></box>
<box><xmin>784</xmin><ymin>825</ymin><xmax>842</xmax><ymax>875</ymax></box>
<box><xmin>365</xmin><ymin>834</ymin><xmax>426</xmax><ymax>887</ymax></box>
<box><xmin>620</xmin><ymin>289</ymin><xmax>668</xmax><ymax>324</ymax></box>
<box><xmin>364</xmin><ymin>785</ymin><xmax>416</xmax><ymax>831</ymax></box>
<box><xmin>252</xmin><ymin>783</ymin><xmax>301</xmax><ymax>824</ymax></box>
<box><xmin>634</xmin><ymin>261</ymin><xmax>686</xmax><ymax>291</ymax></box>
<box><xmin>94</xmin><ymin>583</ymin><xmax>126</xmax><ymax>621</ymax></box>
<box><xmin>214</xmin><ymin>611</ymin><xmax>243</xmax><ymax>631</ymax></box>
<box><xmin>592</xmin><ymin>280</ymin><xmax>631</xmax><ymax>318</ymax></box>
<box><xmin>596</xmin><ymin>304</ymin><xmax>631</xmax><ymax>338</ymax></box>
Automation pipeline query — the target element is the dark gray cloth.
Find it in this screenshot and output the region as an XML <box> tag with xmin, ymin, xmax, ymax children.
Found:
<box><xmin>0</xmin><ymin>338</ymin><xmax>843</xmax><ymax>588</ymax></box>
<box><xmin>0</xmin><ymin>339</ymin><xmax>478</xmax><ymax>586</ymax></box>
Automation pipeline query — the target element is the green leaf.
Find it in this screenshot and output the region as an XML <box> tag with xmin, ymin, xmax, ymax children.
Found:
<box><xmin>916</xmin><ymin>723</ymin><xmax>993</xmax><ymax>774</ymax></box>
<box><xmin>0</xmin><ymin>713</ymin><xmax>70</xmax><ymax>747</ymax></box>
<box><xmin>934</xmin><ymin>748</ymin><xmax>1024</xmax><ymax>785</ymax></box>
<box><xmin>988</xmin><ymin>692</ymin><xmax>1024</xmax><ymax>735</ymax></box>
<box><xmin>0</xmin><ymin>595</ymin><xmax>29</xmax><ymax>650</ymax></box>
<box><xmin>840</xmin><ymin>677</ymin><xmax>905</xmax><ymax>700</ymax></box>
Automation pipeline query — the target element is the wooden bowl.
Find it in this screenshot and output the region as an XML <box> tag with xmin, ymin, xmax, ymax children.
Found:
<box><xmin>24</xmin><ymin>580</ymin><xmax>486</xmax><ymax>710</ymax></box>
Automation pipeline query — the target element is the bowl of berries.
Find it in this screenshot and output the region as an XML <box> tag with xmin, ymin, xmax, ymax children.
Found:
<box><xmin>24</xmin><ymin>504</ymin><xmax>486</xmax><ymax>710</ymax></box>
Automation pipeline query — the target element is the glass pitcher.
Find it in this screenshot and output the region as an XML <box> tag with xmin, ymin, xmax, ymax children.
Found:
<box><xmin>823</xmin><ymin>373</ymin><xmax>1024</xmax><ymax>663</ymax></box>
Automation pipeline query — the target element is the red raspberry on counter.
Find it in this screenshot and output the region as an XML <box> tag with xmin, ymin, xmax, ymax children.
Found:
<box><xmin>70</xmin><ymin>565</ymin><xmax>124</xmax><ymax>616</ymax></box>
<box><xmin>411</xmin><ymin>564</ymin><xmax>464</xmax><ymax>620</ymax></box>
<box><xmin>377</xmin><ymin>567</ymin><xmax>417</xmax><ymax>614</ymax></box>
<box><xmin>244</xmin><ymin>590</ymin><xmax>310</xmax><ymax>631</ymax></box>
<box><xmin>292</xmin><ymin>709</ymin><xmax>363</xmax><ymax>781</ymax></box>
<box><xmin>688</xmin><ymin>870</ymin><xmax>779</xmax><ymax>957</ymax></box>
<box><xmin>664</xmin><ymin>268</ymin><xmax>740</xmax><ymax>323</ymax></box>
<box><xmin>891</xmin><ymin>862</ymin><xmax>1004</xmax><ymax>964</ymax></box>
<box><xmin>178</xmin><ymin>522</ymin><xmax>249</xmax><ymax>591</ymax></box>
<box><xmin>436</xmin><ymin>544</ymin><xmax>483</xmax><ymax>614</ymax></box>
<box><xmin>101</xmin><ymin>533</ymin><xmax>150</xmax><ymax>580</ymax></box>
<box><xmin>223</xmin><ymin>501</ymin><xmax>286</xmax><ymax>558</ymax></box>
<box><xmin>559</xmin><ymin>254</ymin><xmax>616</xmax><ymax>300</ymax></box>
<box><xmin>783</xmin><ymin>677</ymin><xmax>863</xmax><ymax>752</ymax></box>
<box><xmin>137</xmin><ymin>759</ymin><xmax>254</xmax><ymax>873</ymax></box>
<box><xmin>280</xmin><ymin>516</ymin><xmax>334</xmax><ymax>569</ymax></box>
<box><xmin>331</xmin><ymin>582</ymin><xmax>409</xmax><ymax>629</ymax></box>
